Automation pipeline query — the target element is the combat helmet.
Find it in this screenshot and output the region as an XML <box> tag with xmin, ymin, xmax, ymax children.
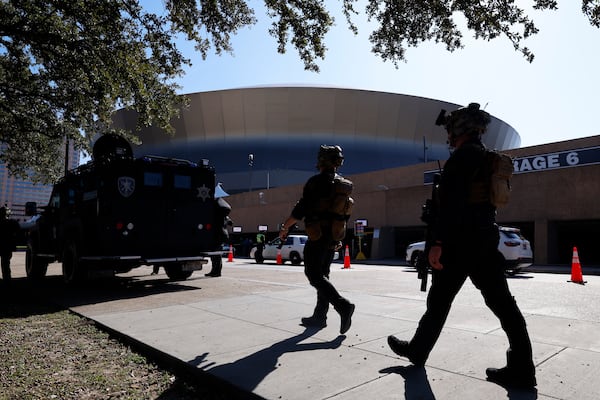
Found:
<box><xmin>317</xmin><ymin>145</ymin><xmax>344</xmax><ymax>170</ymax></box>
<box><xmin>435</xmin><ymin>103</ymin><xmax>491</xmax><ymax>139</ymax></box>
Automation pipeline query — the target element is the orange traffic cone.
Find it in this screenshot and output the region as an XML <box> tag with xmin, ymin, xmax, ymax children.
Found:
<box><xmin>343</xmin><ymin>245</ymin><xmax>351</xmax><ymax>269</ymax></box>
<box><xmin>227</xmin><ymin>244</ymin><xmax>234</xmax><ymax>262</ymax></box>
<box><xmin>569</xmin><ymin>246</ymin><xmax>585</xmax><ymax>284</ymax></box>
<box><xmin>276</xmin><ymin>248</ymin><xmax>283</xmax><ymax>265</ymax></box>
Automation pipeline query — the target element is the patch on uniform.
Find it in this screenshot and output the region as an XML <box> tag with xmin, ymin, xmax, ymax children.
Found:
<box><xmin>117</xmin><ymin>176</ymin><xmax>136</xmax><ymax>198</ymax></box>
<box><xmin>196</xmin><ymin>184</ymin><xmax>211</xmax><ymax>201</ymax></box>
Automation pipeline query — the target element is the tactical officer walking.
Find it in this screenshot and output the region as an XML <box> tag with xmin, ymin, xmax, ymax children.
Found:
<box><xmin>387</xmin><ymin>104</ymin><xmax>536</xmax><ymax>389</ymax></box>
<box><xmin>279</xmin><ymin>145</ymin><xmax>355</xmax><ymax>334</ymax></box>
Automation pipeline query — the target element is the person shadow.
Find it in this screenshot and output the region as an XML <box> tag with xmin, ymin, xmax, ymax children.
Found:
<box><xmin>380</xmin><ymin>365</ymin><xmax>436</xmax><ymax>400</ymax></box>
<box><xmin>380</xmin><ymin>365</ymin><xmax>538</xmax><ymax>400</ymax></box>
<box><xmin>189</xmin><ymin>326</ymin><xmax>346</xmax><ymax>392</ymax></box>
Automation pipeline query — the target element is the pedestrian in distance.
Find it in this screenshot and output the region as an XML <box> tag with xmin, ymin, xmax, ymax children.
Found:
<box><xmin>255</xmin><ymin>232</ymin><xmax>266</xmax><ymax>263</ymax></box>
<box><xmin>0</xmin><ymin>206</ymin><xmax>21</xmax><ymax>285</ymax></box>
<box><xmin>387</xmin><ymin>103</ymin><xmax>536</xmax><ymax>389</ymax></box>
<box><xmin>279</xmin><ymin>145</ymin><xmax>355</xmax><ymax>334</ymax></box>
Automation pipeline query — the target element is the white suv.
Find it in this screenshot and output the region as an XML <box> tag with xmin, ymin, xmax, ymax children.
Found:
<box><xmin>251</xmin><ymin>234</ymin><xmax>308</xmax><ymax>265</ymax></box>
<box><xmin>405</xmin><ymin>226</ymin><xmax>533</xmax><ymax>274</ymax></box>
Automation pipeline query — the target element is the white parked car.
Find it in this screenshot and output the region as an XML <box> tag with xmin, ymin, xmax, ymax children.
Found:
<box><xmin>250</xmin><ymin>234</ymin><xmax>308</xmax><ymax>265</ymax></box>
<box><xmin>250</xmin><ymin>234</ymin><xmax>339</xmax><ymax>265</ymax></box>
<box><xmin>405</xmin><ymin>226</ymin><xmax>533</xmax><ymax>274</ymax></box>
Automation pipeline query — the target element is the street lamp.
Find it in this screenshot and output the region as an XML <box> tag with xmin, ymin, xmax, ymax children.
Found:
<box><xmin>248</xmin><ymin>153</ymin><xmax>254</xmax><ymax>192</ymax></box>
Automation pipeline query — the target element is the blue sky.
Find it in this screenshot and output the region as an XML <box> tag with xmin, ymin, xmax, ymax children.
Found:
<box><xmin>164</xmin><ymin>1</ymin><xmax>600</xmax><ymax>149</ymax></box>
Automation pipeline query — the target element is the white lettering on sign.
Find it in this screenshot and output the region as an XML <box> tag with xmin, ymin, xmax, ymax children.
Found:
<box><xmin>514</xmin><ymin>151</ymin><xmax>582</xmax><ymax>173</ymax></box>
<box><xmin>566</xmin><ymin>152</ymin><xmax>579</xmax><ymax>166</ymax></box>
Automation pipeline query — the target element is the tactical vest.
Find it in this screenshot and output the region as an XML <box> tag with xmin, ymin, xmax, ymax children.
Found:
<box><xmin>469</xmin><ymin>149</ymin><xmax>514</xmax><ymax>208</ymax></box>
<box><xmin>305</xmin><ymin>174</ymin><xmax>354</xmax><ymax>241</ymax></box>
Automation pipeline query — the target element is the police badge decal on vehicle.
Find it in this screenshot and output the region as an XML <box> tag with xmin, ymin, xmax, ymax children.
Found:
<box><xmin>118</xmin><ymin>176</ymin><xmax>135</xmax><ymax>198</ymax></box>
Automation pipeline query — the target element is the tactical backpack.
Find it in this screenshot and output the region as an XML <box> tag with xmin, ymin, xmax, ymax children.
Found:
<box><xmin>469</xmin><ymin>149</ymin><xmax>514</xmax><ymax>208</ymax></box>
<box><xmin>305</xmin><ymin>174</ymin><xmax>354</xmax><ymax>241</ymax></box>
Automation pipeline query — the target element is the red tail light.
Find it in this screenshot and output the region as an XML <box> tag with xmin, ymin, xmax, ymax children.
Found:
<box><xmin>503</xmin><ymin>241</ymin><xmax>520</xmax><ymax>247</ymax></box>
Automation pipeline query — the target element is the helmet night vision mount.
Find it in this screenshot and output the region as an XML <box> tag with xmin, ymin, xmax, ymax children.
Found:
<box><xmin>435</xmin><ymin>103</ymin><xmax>491</xmax><ymax>139</ymax></box>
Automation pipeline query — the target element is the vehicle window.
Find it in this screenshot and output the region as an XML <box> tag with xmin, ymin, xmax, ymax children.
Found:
<box><xmin>501</xmin><ymin>231</ymin><xmax>520</xmax><ymax>240</ymax></box>
<box><xmin>271</xmin><ymin>238</ymin><xmax>281</xmax><ymax>246</ymax></box>
<box><xmin>285</xmin><ymin>237</ymin><xmax>294</xmax><ymax>245</ymax></box>
<box><xmin>299</xmin><ymin>237</ymin><xmax>307</xmax><ymax>244</ymax></box>
<box><xmin>174</xmin><ymin>174</ymin><xmax>191</xmax><ymax>189</ymax></box>
<box><xmin>144</xmin><ymin>172</ymin><xmax>163</xmax><ymax>187</ymax></box>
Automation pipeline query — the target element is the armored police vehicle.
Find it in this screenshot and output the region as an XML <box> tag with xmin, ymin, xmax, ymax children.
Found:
<box><xmin>24</xmin><ymin>134</ymin><xmax>230</xmax><ymax>283</ymax></box>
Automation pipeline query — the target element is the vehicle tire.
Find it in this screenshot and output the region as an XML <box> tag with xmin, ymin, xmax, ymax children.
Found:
<box><xmin>62</xmin><ymin>240</ymin><xmax>87</xmax><ymax>284</ymax></box>
<box><xmin>165</xmin><ymin>263</ymin><xmax>193</xmax><ymax>281</ymax></box>
<box><xmin>290</xmin><ymin>252</ymin><xmax>302</xmax><ymax>266</ymax></box>
<box><xmin>25</xmin><ymin>242</ymin><xmax>48</xmax><ymax>280</ymax></box>
<box><xmin>410</xmin><ymin>251</ymin><xmax>422</xmax><ymax>268</ymax></box>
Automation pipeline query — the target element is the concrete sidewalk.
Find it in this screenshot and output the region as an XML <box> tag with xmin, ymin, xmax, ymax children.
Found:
<box><xmin>13</xmin><ymin>254</ymin><xmax>600</xmax><ymax>400</ymax></box>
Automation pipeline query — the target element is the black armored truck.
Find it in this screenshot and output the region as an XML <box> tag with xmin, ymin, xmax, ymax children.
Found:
<box><xmin>24</xmin><ymin>134</ymin><xmax>231</xmax><ymax>283</ymax></box>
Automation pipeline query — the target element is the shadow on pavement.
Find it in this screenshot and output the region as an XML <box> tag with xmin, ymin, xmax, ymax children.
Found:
<box><xmin>380</xmin><ymin>365</ymin><xmax>538</xmax><ymax>400</ymax></box>
<box><xmin>0</xmin><ymin>274</ymin><xmax>200</xmax><ymax>315</ymax></box>
<box><xmin>190</xmin><ymin>327</ymin><xmax>346</xmax><ymax>393</ymax></box>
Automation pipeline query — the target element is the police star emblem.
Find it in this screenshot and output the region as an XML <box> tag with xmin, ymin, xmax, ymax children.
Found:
<box><xmin>196</xmin><ymin>184</ymin><xmax>211</xmax><ymax>201</ymax></box>
<box><xmin>117</xmin><ymin>176</ymin><xmax>135</xmax><ymax>198</ymax></box>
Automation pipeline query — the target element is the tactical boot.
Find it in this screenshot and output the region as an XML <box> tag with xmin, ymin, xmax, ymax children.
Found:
<box><xmin>486</xmin><ymin>366</ymin><xmax>536</xmax><ymax>389</ymax></box>
<box><xmin>387</xmin><ymin>336</ymin><xmax>425</xmax><ymax>367</ymax></box>
<box><xmin>300</xmin><ymin>315</ymin><xmax>327</xmax><ymax>329</ymax></box>
<box><xmin>487</xmin><ymin>348</ymin><xmax>536</xmax><ymax>389</ymax></box>
<box><xmin>338</xmin><ymin>302</ymin><xmax>355</xmax><ymax>334</ymax></box>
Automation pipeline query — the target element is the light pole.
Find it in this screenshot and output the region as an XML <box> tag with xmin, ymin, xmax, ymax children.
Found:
<box><xmin>248</xmin><ymin>153</ymin><xmax>254</xmax><ymax>192</ymax></box>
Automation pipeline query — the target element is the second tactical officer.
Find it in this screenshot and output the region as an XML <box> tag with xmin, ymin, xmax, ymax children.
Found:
<box><xmin>387</xmin><ymin>103</ymin><xmax>536</xmax><ymax>389</ymax></box>
<box><xmin>279</xmin><ymin>145</ymin><xmax>355</xmax><ymax>334</ymax></box>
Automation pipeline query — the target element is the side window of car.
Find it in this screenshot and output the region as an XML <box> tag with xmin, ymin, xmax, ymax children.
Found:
<box><xmin>285</xmin><ymin>237</ymin><xmax>294</xmax><ymax>245</ymax></box>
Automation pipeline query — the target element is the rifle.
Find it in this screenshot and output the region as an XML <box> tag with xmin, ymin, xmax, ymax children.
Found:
<box><xmin>417</xmin><ymin>171</ymin><xmax>441</xmax><ymax>292</ymax></box>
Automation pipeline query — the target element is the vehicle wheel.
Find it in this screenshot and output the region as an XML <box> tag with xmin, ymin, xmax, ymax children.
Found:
<box><xmin>25</xmin><ymin>243</ymin><xmax>48</xmax><ymax>280</ymax></box>
<box><xmin>290</xmin><ymin>252</ymin><xmax>302</xmax><ymax>265</ymax></box>
<box><xmin>410</xmin><ymin>251</ymin><xmax>422</xmax><ymax>268</ymax></box>
<box><xmin>165</xmin><ymin>263</ymin><xmax>193</xmax><ymax>281</ymax></box>
<box><xmin>62</xmin><ymin>240</ymin><xmax>87</xmax><ymax>284</ymax></box>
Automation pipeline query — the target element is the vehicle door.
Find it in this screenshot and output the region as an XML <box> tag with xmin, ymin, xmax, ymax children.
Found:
<box><xmin>262</xmin><ymin>238</ymin><xmax>280</xmax><ymax>259</ymax></box>
<box><xmin>279</xmin><ymin>236</ymin><xmax>296</xmax><ymax>259</ymax></box>
<box><xmin>165</xmin><ymin>163</ymin><xmax>217</xmax><ymax>255</ymax></box>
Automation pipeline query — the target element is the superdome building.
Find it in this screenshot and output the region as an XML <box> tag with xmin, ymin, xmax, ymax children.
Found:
<box><xmin>113</xmin><ymin>86</ymin><xmax>520</xmax><ymax>194</ymax></box>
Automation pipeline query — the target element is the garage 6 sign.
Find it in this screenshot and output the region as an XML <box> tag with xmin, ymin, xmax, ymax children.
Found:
<box><xmin>513</xmin><ymin>146</ymin><xmax>600</xmax><ymax>175</ymax></box>
<box><xmin>424</xmin><ymin>146</ymin><xmax>600</xmax><ymax>184</ymax></box>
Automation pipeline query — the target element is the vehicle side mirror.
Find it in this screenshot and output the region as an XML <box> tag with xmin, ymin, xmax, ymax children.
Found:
<box><xmin>25</xmin><ymin>202</ymin><xmax>37</xmax><ymax>216</ymax></box>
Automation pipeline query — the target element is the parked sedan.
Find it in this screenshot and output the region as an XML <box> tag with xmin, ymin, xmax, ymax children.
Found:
<box><xmin>405</xmin><ymin>226</ymin><xmax>533</xmax><ymax>274</ymax></box>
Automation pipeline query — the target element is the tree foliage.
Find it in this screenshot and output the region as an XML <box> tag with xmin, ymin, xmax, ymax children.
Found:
<box><xmin>1</xmin><ymin>0</ymin><xmax>599</xmax><ymax>183</ymax></box>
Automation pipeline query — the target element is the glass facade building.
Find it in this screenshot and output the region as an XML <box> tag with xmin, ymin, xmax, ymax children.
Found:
<box><xmin>0</xmin><ymin>142</ymin><xmax>80</xmax><ymax>222</ymax></box>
